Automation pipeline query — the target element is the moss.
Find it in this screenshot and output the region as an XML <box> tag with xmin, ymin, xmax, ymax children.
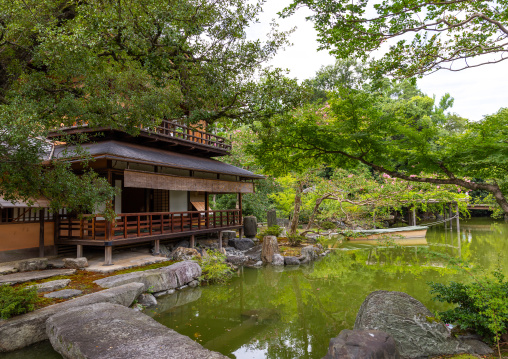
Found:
<box><xmin>426</xmin><ymin>316</ymin><xmax>439</xmax><ymax>323</ymax></box>
<box><xmin>114</xmin><ymin>261</ymin><xmax>174</xmax><ymax>275</ymax></box>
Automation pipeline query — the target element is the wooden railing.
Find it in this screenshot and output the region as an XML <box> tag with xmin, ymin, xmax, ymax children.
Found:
<box><xmin>148</xmin><ymin>120</ymin><xmax>232</xmax><ymax>151</ymax></box>
<box><xmin>57</xmin><ymin>209</ymin><xmax>241</xmax><ymax>241</ymax></box>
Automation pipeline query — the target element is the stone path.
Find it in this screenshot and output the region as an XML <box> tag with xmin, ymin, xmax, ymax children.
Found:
<box><xmin>0</xmin><ymin>269</ymin><xmax>77</xmax><ymax>285</ymax></box>
<box><xmin>44</xmin><ymin>289</ymin><xmax>83</xmax><ymax>299</ymax></box>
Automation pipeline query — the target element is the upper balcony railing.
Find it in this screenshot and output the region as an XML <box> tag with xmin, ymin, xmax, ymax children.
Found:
<box><xmin>50</xmin><ymin>119</ymin><xmax>232</xmax><ymax>153</ymax></box>
<box><xmin>148</xmin><ymin>120</ymin><xmax>231</xmax><ymax>152</ymax></box>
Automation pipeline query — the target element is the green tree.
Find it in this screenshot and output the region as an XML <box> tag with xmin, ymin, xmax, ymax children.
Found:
<box><xmin>284</xmin><ymin>0</ymin><xmax>508</xmax><ymax>78</ymax></box>
<box><xmin>249</xmin><ymin>85</ymin><xmax>508</xmax><ymax>219</ymax></box>
<box><xmin>0</xmin><ymin>0</ymin><xmax>303</xmax><ymax>212</ymax></box>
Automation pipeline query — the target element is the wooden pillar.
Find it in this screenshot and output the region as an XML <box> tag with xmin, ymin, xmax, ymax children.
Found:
<box><xmin>154</xmin><ymin>239</ymin><xmax>160</xmax><ymax>255</ymax></box>
<box><xmin>238</xmin><ymin>193</ymin><xmax>243</xmax><ymax>224</ymax></box>
<box><xmin>104</xmin><ymin>246</ymin><xmax>113</xmax><ymax>266</ymax></box>
<box><xmin>443</xmin><ymin>204</ymin><xmax>447</xmax><ymax>230</ymax></box>
<box><xmin>412</xmin><ymin>208</ymin><xmax>416</xmax><ymax>226</ymax></box>
<box><xmin>456</xmin><ymin>203</ymin><xmax>460</xmax><ymax>233</ymax></box>
<box><xmin>239</xmin><ymin>227</ymin><xmax>243</xmax><ymax>240</ymax></box>
<box><xmin>39</xmin><ymin>209</ymin><xmax>45</xmax><ymax>258</ymax></box>
<box><xmin>190</xmin><ymin>235</ymin><xmax>195</xmax><ymax>248</ymax></box>
<box><xmin>449</xmin><ymin>204</ymin><xmax>453</xmax><ymax>231</ymax></box>
<box><xmin>77</xmin><ymin>245</ymin><xmax>83</xmax><ymax>258</ymax></box>
<box><xmin>205</xmin><ymin>192</ymin><xmax>210</xmax><ymax>228</ymax></box>
<box><xmin>218</xmin><ymin>231</ymin><xmax>223</xmax><ymax>251</ymax></box>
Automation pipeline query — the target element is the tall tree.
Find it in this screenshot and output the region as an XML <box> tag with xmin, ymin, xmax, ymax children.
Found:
<box><xmin>284</xmin><ymin>0</ymin><xmax>508</xmax><ymax>77</ymax></box>
<box><xmin>0</xmin><ymin>0</ymin><xmax>303</xmax><ymax>211</ymax></box>
<box><xmin>249</xmin><ymin>85</ymin><xmax>508</xmax><ymax>219</ymax></box>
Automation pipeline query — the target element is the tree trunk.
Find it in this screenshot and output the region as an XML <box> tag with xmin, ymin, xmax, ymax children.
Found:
<box><xmin>305</xmin><ymin>194</ymin><xmax>331</xmax><ymax>230</ymax></box>
<box><xmin>289</xmin><ymin>182</ymin><xmax>303</xmax><ymax>236</ymax></box>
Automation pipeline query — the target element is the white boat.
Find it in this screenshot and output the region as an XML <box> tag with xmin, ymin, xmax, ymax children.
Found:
<box><xmin>345</xmin><ymin>225</ymin><xmax>428</xmax><ymax>241</ymax></box>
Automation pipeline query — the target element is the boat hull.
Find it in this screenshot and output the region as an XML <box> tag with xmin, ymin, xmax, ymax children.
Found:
<box><xmin>349</xmin><ymin>228</ymin><xmax>428</xmax><ymax>241</ymax></box>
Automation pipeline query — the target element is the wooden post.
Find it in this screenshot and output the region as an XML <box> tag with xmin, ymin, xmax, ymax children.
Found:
<box><xmin>39</xmin><ymin>209</ymin><xmax>45</xmax><ymax>258</ymax></box>
<box><xmin>190</xmin><ymin>235</ymin><xmax>195</xmax><ymax>248</ymax></box>
<box><xmin>77</xmin><ymin>245</ymin><xmax>83</xmax><ymax>258</ymax></box>
<box><xmin>412</xmin><ymin>208</ymin><xmax>416</xmax><ymax>226</ymax></box>
<box><xmin>104</xmin><ymin>246</ymin><xmax>113</xmax><ymax>266</ymax></box>
<box><xmin>54</xmin><ymin>212</ymin><xmax>60</xmax><ymax>244</ymax></box>
<box><xmin>218</xmin><ymin>231</ymin><xmax>223</xmax><ymax>251</ymax></box>
<box><xmin>456</xmin><ymin>203</ymin><xmax>460</xmax><ymax>234</ymax></box>
<box><xmin>443</xmin><ymin>204</ymin><xmax>447</xmax><ymax>230</ymax></box>
<box><xmin>205</xmin><ymin>192</ymin><xmax>210</xmax><ymax>228</ymax></box>
<box><xmin>154</xmin><ymin>239</ymin><xmax>160</xmax><ymax>255</ymax></box>
<box><xmin>238</xmin><ymin>193</ymin><xmax>243</xmax><ymax>224</ymax></box>
<box><xmin>449</xmin><ymin>204</ymin><xmax>453</xmax><ymax>231</ymax></box>
<box><xmin>239</xmin><ymin>227</ymin><xmax>243</xmax><ymax>240</ymax></box>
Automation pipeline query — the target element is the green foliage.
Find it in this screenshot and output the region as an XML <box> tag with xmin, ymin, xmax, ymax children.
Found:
<box><xmin>198</xmin><ymin>250</ymin><xmax>234</xmax><ymax>285</ymax></box>
<box><xmin>287</xmin><ymin>233</ymin><xmax>304</xmax><ymax>247</ymax></box>
<box><xmin>0</xmin><ymin>285</ymin><xmax>40</xmax><ymax>319</ymax></box>
<box><xmin>429</xmin><ymin>269</ymin><xmax>508</xmax><ymax>344</ymax></box>
<box><xmin>320</xmin><ymin>221</ymin><xmax>336</xmax><ymax>230</ymax></box>
<box><xmin>284</xmin><ymin>0</ymin><xmax>508</xmax><ymax>78</ymax></box>
<box><xmin>0</xmin><ymin>0</ymin><xmax>306</xmax><ymax>212</ymax></box>
<box><xmin>259</xmin><ymin>225</ymin><xmax>283</xmax><ymax>238</ymax></box>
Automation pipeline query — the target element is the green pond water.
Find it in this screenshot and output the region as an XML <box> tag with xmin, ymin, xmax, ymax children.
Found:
<box><xmin>3</xmin><ymin>217</ymin><xmax>508</xmax><ymax>359</ymax></box>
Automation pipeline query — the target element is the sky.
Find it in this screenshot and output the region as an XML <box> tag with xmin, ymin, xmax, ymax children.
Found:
<box><xmin>247</xmin><ymin>1</ymin><xmax>508</xmax><ymax>122</ymax></box>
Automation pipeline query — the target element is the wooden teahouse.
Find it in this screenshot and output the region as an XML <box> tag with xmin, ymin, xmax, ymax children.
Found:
<box><xmin>0</xmin><ymin>120</ymin><xmax>262</xmax><ymax>264</ymax></box>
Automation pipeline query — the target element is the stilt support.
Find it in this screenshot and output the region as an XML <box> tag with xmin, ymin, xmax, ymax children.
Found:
<box><xmin>218</xmin><ymin>231</ymin><xmax>223</xmax><ymax>251</ymax></box>
<box><xmin>154</xmin><ymin>240</ymin><xmax>160</xmax><ymax>256</ymax></box>
<box><xmin>239</xmin><ymin>228</ymin><xmax>243</xmax><ymax>240</ymax></box>
<box><xmin>104</xmin><ymin>246</ymin><xmax>113</xmax><ymax>266</ymax></box>
<box><xmin>190</xmin><ymin>235</ymin><xmax>195</xmax><ymax>248</ymax></box>
<box><xmin>456</xmin><ymin>203</ymin><xmax>460</xmax><ymax>233</ymax></box>
<box><xmin>77</xmin><ymin>245</ymin><xmax>83</xmax><ymax>258</ymax></box>
<box><xmin>449</xmin><ymin>204</ymin><xmax>453</xmax><ymax>231</ymax></box>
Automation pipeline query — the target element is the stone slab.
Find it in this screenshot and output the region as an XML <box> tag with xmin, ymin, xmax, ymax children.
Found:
<box><xmin>0</xmin><ymin>269</ymin><xmax>77</xmax><ymax>285</ymax></box>
<box><xmin>0</xmin><ymin>265</ymin><xmax>17</xmax><ymax>275</ymax></box>
<box><xmin>85</xmin><ymin>251</ymin><xmax>170</xmax><ymax>273</ymax></box>
<box><xmin>31</xmin><ymin>279</ymin><xmax>71</xmax><ymax>293</ymax></box>
<box><xmin>46</xmin><ymin>302</ymin><xmax>228</xmax><ymax>359</ymax></box>
<box><xmin>0</xmin><ymin>282</ymin><xmax>144</xmax><ymax>352</ymax></box>
<box><xmin>44</xmin><ymin>289</ymin><xmax>83</xmax><ymax>299</ymax></box>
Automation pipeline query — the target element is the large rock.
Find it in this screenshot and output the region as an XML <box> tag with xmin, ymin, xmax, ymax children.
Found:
<box><xmin>62</xmin><ymin>257</ymin><xmax>88</xmax><ymax>269</ymax></box>
<box><xmin>284</xmin><ymin>256</ymin><xmax>300</xmax><ymax>266</ymax></box>
<box><xmin>324</xmin><ymin>329</ymin><xmax>401</xmax><ymax>359</ymax></box>
<box><xmin>243</xmin><ymin>216</ymin><xmax>258</xmax><ymax>238</ymax></box>
<box><xmin>354</xmin><ymin>291</ymin><xmax>474</xmax><ymax>358</ymax></box>
<box><xmin>14</xmin><ymin>258</ymin><xmax>48</xmax><ymax>272</ymax></box>
<box><xmin>300</xmin><ymin>246</ymin><xmax>320</xmax><ymax>264</ymax></box>
<box><xmin>244</xmin><ymin>245</ymin><xmax>262</xmax><ymax>261</ymax></box>
<box><xmin>137</xmin><ymin>293</ymin><xmax>157</xmax><ymax>307</ymax></box>
<box><xmin>46</xmin><ymin>302</ymin><xmax>228</xmax><ymax>359</ymax></box>
<box><xmin>228</xmin><ymin>238</ymin><xmax>255</xmax><ymax>251</ymax></box>
<box><xmin>261</xmin><ymin>236</ymin><xmax>279</xmax><ymax>264</ymax></box>
<box><xmin>226</xmin><ymin>255</ymin><xmax>248</xmax><ymax>266</ymax></box>
<box><xmin>93</xmin><ymin>261</ymin><xmax>202</xmax><ymax>292</ymax></box>
<box><xmin>0</xmin><ymin>282</ymin><xmax>143</xmax><ymax>352</ymax></box>
<box><xmin>222</xmin><ymin>230</ymin><xmax>237</xmax><ymax>240</ymax></box>
<box><xmin>31</xmin><ymin>279</ymin><xmax>71</xmax><ymax>293</ymax></box>
<box><xmin>170</xmin><ymin>261</ymin><xmax>202</xmax><ymax>287</ymax></box>
<box><xmin>0</xmin><ymin>269</ymin><xmax>76</xmax><ymax>285</ymax></box>
<box><xmin>272</xmin><ymin>254</ymin><xmax>284</xmax><ymax>266</ymax></box>
<box><xmin>171</xmin><ymin>247</ymin><xmax>200</xmax><ymax>261</ymax></box>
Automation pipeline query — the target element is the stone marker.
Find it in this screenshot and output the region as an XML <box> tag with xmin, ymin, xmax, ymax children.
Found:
<box><xmin>267</xmin><ymin>209</ymin><xmax>277</xmax><ymax>228</ymax></box>
<box><xmin>222</xmin><ymin>230</ymin><xmax>236</xmax><ymax>241</ymax></box>
<box><xmin>261</xmin><ymin>236</ymin><xmax>279</xmax><ymax>264</ymax></box>
<box><xmin>44</xmin><ymin>289</ymin><xmax>83</xmax><ymax>299</ymax></box>
<box><xmin>243</xmin><ymin>216</ymin><xmax>257</xmax><ymax>238</ymax></box>
<box><xmin>0</xmin><ymin>269</ymin><xmax>77</xmax><ymax>285</ymax></box>
<box><xmin>323</xmin><ymin>329</ymin><xmax>400</xmax><ymax>359</ymax></box>
<box><xmin>31</xmin><ymin>279</ymin><xmax>71</xmax><ymax>293</ymax></box>
<box><xmin>14</xmin><ymin>258</ymin><xmax>48</xmax><ymax>272</ymax></box>
<box><xmin>0</xmin><ymin>282</ymin><xmax>144</xmax><ymax>352</ymax></box>
<box><xmin>63</xmin><ymin>257</ymin><xmax>88</xmax><ymax>269</ymax></box>
<box><xmin>354</xmin><ymin>290</ymin><xmax>483</xmax><ymax>358</ymax></box>
<box><xmin>46</xmin><ymin>302</ymin><xmax>228</xmax><ymax>359</ymax></box>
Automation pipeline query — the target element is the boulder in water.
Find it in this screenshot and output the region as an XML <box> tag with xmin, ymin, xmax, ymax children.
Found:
<box><xmin>323</xmin><ymin>329</ymin><xmax>400</xmax><ymax>359</ymax></box>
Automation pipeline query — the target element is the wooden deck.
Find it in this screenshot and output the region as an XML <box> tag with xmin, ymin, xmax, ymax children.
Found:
<box><xmin>56</xmin><ymin>209</ymin><xmax>241</xmax><ymax>246</ymax></box>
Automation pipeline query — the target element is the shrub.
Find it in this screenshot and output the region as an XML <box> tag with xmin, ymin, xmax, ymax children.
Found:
<box><xmin>198</xmin><ymin>249</ymin><xmax>234</xmax><ymax>284</ymax></box>
<box><xmin>287</xmin><ymin>234</ymin><xmax>304</xmax><ymax>247</ymax></box>
<box><xmin>320</xmin><ymin>221</ymin><xmax>336</xmax><ymax>230</ymax></box>
<box><xmin>0</xmin><ymin>285</ymin><xmax>40</xmax><ymax>319</ymax></box>
<box><xmin>259</xmin><ymin>225</ymin><xmax>283</xmax><ymax>238</ymax></box>
<box><xmin>428</xmin><ymin>269</ymin><xmax>508</xmax><ymax>349</ymax></box>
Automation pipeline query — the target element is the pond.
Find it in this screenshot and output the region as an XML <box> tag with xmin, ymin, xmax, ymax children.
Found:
<box><xmin>4</xmin><ymin>218</ymin><xmax>507</xmax><ymax>359</ymax></box>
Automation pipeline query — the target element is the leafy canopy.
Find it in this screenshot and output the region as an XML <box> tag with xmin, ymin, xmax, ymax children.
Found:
<box><xmin>284</xmin><ymin>0</ymin><xmax>508</xmax><ymax>77</ymax></box>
